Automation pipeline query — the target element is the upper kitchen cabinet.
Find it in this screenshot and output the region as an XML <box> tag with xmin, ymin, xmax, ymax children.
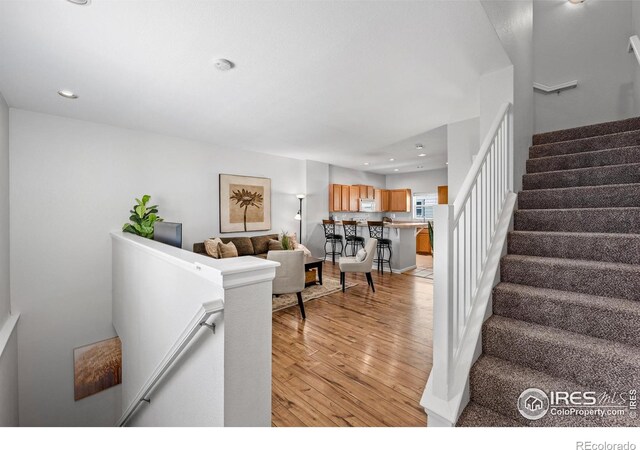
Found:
<box><xmin>389</xmin><ymin>189</ymin><xmax>411</xmax><ymax>212</ymax></box>
<box><xmin>349</xmin><ymin>185</ymin><xmax>360</xmax><ymax>211</ymax></box>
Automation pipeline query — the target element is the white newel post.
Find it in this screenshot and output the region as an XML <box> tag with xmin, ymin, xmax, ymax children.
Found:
<box><xmin>431</xmin><ymin>204</ymin><xmax>454</xmax><ymax>401</ymax></box>
<box><xmin>214</xmin><ymin>265</ymin><xmax>277</xmax><ymax>427</ymax></box>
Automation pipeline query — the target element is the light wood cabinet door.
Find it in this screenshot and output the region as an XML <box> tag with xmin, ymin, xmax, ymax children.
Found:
<box><xmin>341</xmin><ymin>185</ymin><xmax>350</xmax><ymax>211</ymax></box>
<box><xmin>329</xmin><ymin>184</ymin><xmax>342</xmax><ymax>212</ymax></box>
<box><xmin>381</xmin><ymin>190</ymin><xmax>390</xmax><ymax>212</ymax></box>
<box><xmin>367</xmin><ymin>185</ymin><xmax>374</xmax><ymax>199</ymax></box>
<box><xmin>374</xmin><ymin>189</ymin><xmax>382</xmax><ymax>212</ymax></box>
<box><xmin>349</xmin><ymin>185</ymin><xmax>359</xmax><ymax>211</ymax></box>
<box><xmin>358</xmin><ymin>185</ymin><xmax>368</xmax><ymax>199</ymax></box>
<box><xmin>438</xmin><ymin>185</ymin><xmax>448</xmax><ymax>205</ymax></box>
<box><xmin>389</xmin><ymin>189</ymin><xmax>411</xmax><ymax>212</ymax></box>
<box><xmin>416</xmin><ymin>229</ymin><xmax>432</xmax><ymax>254</ymax></box>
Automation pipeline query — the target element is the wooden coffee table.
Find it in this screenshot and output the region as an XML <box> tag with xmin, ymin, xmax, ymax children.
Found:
<box><xmin>304</xmin><ymin>256</ymin><xmax>323</xmax><ymax>286</ymax></box>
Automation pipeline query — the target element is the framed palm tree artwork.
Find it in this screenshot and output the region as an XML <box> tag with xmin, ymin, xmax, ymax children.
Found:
<box><xmin>219</xmin><ymin>174</ymin><xmax>271</xmax><ymax>233</ymax></box>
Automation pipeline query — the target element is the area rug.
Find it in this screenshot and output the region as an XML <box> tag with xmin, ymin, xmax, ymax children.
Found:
<box><xmin>272</xmin><ymin>277</ymin><xmax>357</xmax><ymax>312</ymax></box>
<box><xmin>408</xmin><ymin>267</ymin><xmax>434</xmax><ymax>281</ymax></box>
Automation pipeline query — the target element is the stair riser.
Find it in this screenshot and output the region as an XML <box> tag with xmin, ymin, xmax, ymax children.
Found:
<box><xmin>483</xmin><ymin>323</ymin><xmax>639</xmax><ymax>393</ymax></box>
<box><xmin>533</xmin><ymin>117</ymin><xmax>640</xmax><ymax>146</ymax></box>
<box><xmin>470</xmin><ymin>364</ymin><xmax>635</xmax><ymax>426</ymax></box>
<box><xmin>500</xmin><ymin>257</ymin><xmax>640</xmax><ymax>301</ymax></box>
<box><xmin>522</xmin><ymin>164</ymin><xmax>640</xmax><ymax>190</ymax></box>
<box><xmin>508</xmin><ymin>232</ymin><xmax>640</xmax><ymax>265</ymax></box>
<box><xmin>493</xmin><ymin>286</ymin><xmax>640</xmax><ymax>347</ymax></box>
<box><xmin>530</xmin><ymin>131</ymin><xmax>640</xmax><ymax>159</ymax></box>
<box><xmin>526</xmin><ymin>146</ymin><xmax>640</xmax><ymax>174</ymax></box>
<box><xmin>514</xmin><ymin>209</ymin><xmax>640</xmax><ymax>233</ymax></box>
<box><xmin>518</xmin><ymin>184</ymin><xmax>640</xmax><ymax>210</ymax></box>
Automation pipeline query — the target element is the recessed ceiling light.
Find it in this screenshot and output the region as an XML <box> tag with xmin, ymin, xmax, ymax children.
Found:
<box><xmin>418</xmin><ymin>153</ymin><xmax>426</xmax><ymax>157</ymax></box>
<box><xmin>416</xmin><ymin>144</ymin><xmax>423</xmax><ymax>150</ymax></box>
<box><xmin>67</xmin><ymin>0</ymin><xmax>89</xmax><ymax>4</ymax></box>
<box><xmin>393</xmin><ymin>168</ymin><xmax>399</xmax><ymax>172</ymax></box>
<box><xmin>363</xmin><ymin>162</ymin><xmax>369</xmax><ymax>166</ymax></box>
<box><xmin>389</xmin><ymin>158</ymin><xmax>395</xmax><ymax>161</ymax></box>
<box><xmin>446</xmin><ymin>162</ymin><xmax>449</xmax><ymax>165</ymax></box>
<box><xmin>214</xmin><ymin>59</ymin><xmax>234</xmax><ymax>71</ymax></box>
<box><xmin>58</xmin><ymin>90</ymin><xmax>78</xmax><ymax>99</ymax></box>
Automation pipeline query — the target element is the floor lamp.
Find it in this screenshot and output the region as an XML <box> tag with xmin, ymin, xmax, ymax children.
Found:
<box><xmin>294</xmin><ymin>194</ymin><xmax>305</xmax><ymax>244</ymax></box>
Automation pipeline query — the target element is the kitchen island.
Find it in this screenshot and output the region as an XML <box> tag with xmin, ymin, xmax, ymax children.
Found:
<box><xmin>332</xmin><ymin>220</ymin><xmax>429</xmax><ymax>273</ymax></box>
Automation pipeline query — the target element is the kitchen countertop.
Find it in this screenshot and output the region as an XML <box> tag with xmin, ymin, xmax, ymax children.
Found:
<box><xmin>332</xmin><ymin>220</ymin><xmax>430</xmax><ymax>229</ymax></box>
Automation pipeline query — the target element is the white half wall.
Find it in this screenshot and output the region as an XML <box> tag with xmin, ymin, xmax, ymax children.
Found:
<box><xmin>482</xmin><ymin>0</ymin><xmax>534</xmax><ymax>193</ymax></box>
<box><xmin>534</xmin><ymin>0</ymin><xmax>635</xmax><ymax>133</ymax></box>
<box><xmin>0</xmin><ymin>92</ymin><xmax>18</xmax><ymax>427</ymax></box>
<box><xmin>447</xmin><ymin>117</ymin><xmax>480</xmax><ymax>203</ymax></box>
<box><xmin>9</xmin><ymin>109</ymin><xmax>306</xmax><ymax>426</ymax></box>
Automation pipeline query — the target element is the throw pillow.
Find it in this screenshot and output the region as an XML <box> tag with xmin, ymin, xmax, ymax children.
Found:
<box><xmin>355</xmin><ymin>248</ymin><xmax>367</xmax><ymax>262</ymax></box>
<box><xmin>295</xmin><ymin>243</ymin><xmax>312</xmax><ymax>256</ymax></box>
<box><xmin>217</xmin><ymin>241</ymin><xmax>238</xmax><ymax>259</ymax></box>
<box><xmin>268</xmin><ymin>239</ymin><xmax>284</xmax><ymax>251</ymax></box>
<box><xmin>204</xmin><ymin>238</ymin><xmax>223</xmax><ymax>258</ymax></box>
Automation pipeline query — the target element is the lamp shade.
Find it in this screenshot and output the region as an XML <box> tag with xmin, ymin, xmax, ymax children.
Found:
<box><xmin>294</xmin><ymin>213</ymin><xmax>301</xmax><ymax>221</ymax></box>
<box><xmin>296</xmin><ymin>194</ymin><xmax>306</xmax><ymax>199</ymax></box>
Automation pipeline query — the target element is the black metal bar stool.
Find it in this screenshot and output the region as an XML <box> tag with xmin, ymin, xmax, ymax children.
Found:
<box><xmin>343</xmin><ymin>220</ymin><xmax>365</xmax><ymax>256</ymax></box>
<box><xmin>322</xmin><ymin>219</ymin><xmax>344</xmax><ymax>264</ymax></box>
<box><xmin>368</xmin><ymin>221</ymin><xmax>392</xmax><ymax>274</ymax></box>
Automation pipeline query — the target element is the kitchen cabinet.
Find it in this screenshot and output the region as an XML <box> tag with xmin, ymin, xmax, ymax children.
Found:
<box><xmin>367</xmin><ymin>185</ymin><xmax>374</xmax><ymax>199</ymax></box>
<box><xmin>349</xmin><ymin>185</ymin><xmax>360</xmax><ymax>211</ymax></box>
<box><xmin>438</xmin><ymin>185</ymin><xmax>448</xmax><ymax>205</ymax></box>
<box><xmin>356</xmin><ymin>184</ymin><xmax>374</xmax><ymax>199</ymax></box>
<box><xmin>416</xmin><ymin>228</ymin><xmax>432</xmax><ymax>255</ymax></box>
<box><xmin>381</xmin><ymin>190</ymin><xmax>390</xmax><ymax>212</ymax></box>
<box><xmin>341</xmin><ymin>185</ymin><xmax>350</xmax><ymax>211</ymax></box>
<box><xmin>389</xmin><ymin>189</ymin><xmax>411</xmax><ymax>212</ymax></box>
<box><xmin>374</xmin><ymin>189</ymin><xmax>382</xmax><ymax>212</ymax></box>
<box><xmin>329</xmin><ymin>184</ymin><xmax>342</xmax><ymax>212</ymax></box>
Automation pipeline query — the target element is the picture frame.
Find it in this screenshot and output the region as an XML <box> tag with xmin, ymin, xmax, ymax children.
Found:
<box><xmin>219</xmin><ymin>174</ymin><xmax>272</xmax><ymax>233</ymax></box>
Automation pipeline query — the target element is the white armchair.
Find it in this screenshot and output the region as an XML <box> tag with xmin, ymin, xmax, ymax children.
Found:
<box><xmin>339</xmin><ymin>238</ymin><xmax>378</xmax><ymax>293</ymax></box>
<box><xmin>267</xmin><ymin>249</ymin><xmax>306</xmax><ymax>319</ymax></box>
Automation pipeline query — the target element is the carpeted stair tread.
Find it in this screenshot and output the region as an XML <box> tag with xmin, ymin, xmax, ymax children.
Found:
<box><xmin>529</xmin><ymin>130</ymin><xmax>640</xmax><ymax>159</ymax></box>
<box><xmin>493</xmin><ymin>282</ymin><xmax>640</xmax><ymax>346</ymax></box>
<box><xmin>456</xmin><ymin>400</ymin><xmax>521</xmax><ymax>427</ymax></box>
<box><xmin>518</xmin><ymin>183</ymin><xmax>640</xmax><ymax>210</ymax></box>
<box><xmin>533</xmin><ymin>116</ymin><xmax>640</xmax><ymax>146</ymax></box>
<box><xmin>500</xmin><ymin>254</ymin><xmax>640</xmax><ymax>301</ymax></box>
<box><xmin>522</xmin><ymin>163</ymin><xmax>640</xmax><ymax>190</ymax></box>
<box><xmin>514</xmin><ymin>207</ymin><xmax>640</xmax><ymax>233</ymax></box>
<box><xmin>508</xmin><ymin>231</ymin><xmax>640</xmax><ymax>265</ymax></box>
<box><xmin>483</xmin><ymin>316</ymin><xmax>640</xmax><ymax>393</ymax></box>
<box><xmin>468</xmin><ymin>355</ymin><xmax>637</xmax><ymax>427</ymax></box>
<box><xmin>526</xmin><ymin>145</ymin><xmax>640</xmax><ymax>174</ymax></box>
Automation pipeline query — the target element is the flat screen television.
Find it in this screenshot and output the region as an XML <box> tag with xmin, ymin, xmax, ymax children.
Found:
<box><xmin>153</xmin><ymin>222</ymin><xmax>183</xmax><ymax>249</ymax></box>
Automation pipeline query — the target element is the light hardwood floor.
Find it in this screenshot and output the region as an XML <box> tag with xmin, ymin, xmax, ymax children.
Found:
<box><xmin>272</xmin><ymin>260</ymin><xmax>433</xmax><ymax>427</ymax></box>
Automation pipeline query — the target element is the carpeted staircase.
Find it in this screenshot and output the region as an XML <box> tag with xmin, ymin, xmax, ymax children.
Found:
<box><xmin>456</xmin><ymin>117</ymin><xmax>640</xmax><ymax>427</ymax></box>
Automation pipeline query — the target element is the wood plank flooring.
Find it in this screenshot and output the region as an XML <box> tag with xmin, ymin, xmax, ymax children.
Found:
<box><xmin>272</xmin><ymin>259</ymin><xmax>433</xmax><ymax>427</ymax></box>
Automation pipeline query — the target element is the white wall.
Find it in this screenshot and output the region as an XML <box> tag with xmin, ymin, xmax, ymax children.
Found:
<box><xmin>633</xmin><ymin>2</ymin><xmax>640</xmax><ymax>115</ymax></box>
<box><xmin>329</xmin><ymin>165</ymin><xmax>386</xmax><ymax>188</ymax></box>
<box><xmin>9</xmin><ymin>109</ymin><xmax>306</xmax><ymax>426</ymax></box>
<box><xmin>447</xmin><ymin>117</ymin><xmax>480</xmax><ymax>203</ymax></box>
<box><xmin>386</xmin><ymin>168</ymin><xmax>448</xmax><ymax>220</ymax></box>
<box><xmin>304</xmin><ymin>160</ymin><xmax>329</xmax><ymax>258</ymax></box>
<box><xmin>0</xmin><ymin>92</ymin><xmax>19</xmax><ymax>427</ymax></box>
<box><xmin>480</xmin><ymin>66</ymin><xmax>514</xmax><ymax>140</ymax></box>
<box><xmin>534</xmin><ymin>0</ymin><xmax>635</xmax><ymax>133</ymax></box>
<box><xmin>482</xmin><ymin>0</ymin><xmax>534</xmax><ymax>193</ymax></box>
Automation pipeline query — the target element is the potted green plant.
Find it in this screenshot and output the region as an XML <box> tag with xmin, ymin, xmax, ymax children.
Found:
<box><xmin>122</xmin><ymin>195</ymin><xmax>163</xmax><ymax>239</ymax></box>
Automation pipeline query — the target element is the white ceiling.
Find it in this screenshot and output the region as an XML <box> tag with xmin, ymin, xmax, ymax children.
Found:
<box><xmin>0</xmin><ymin>0</ymin><xmax>510</xmax><ymax>174</ymax></box>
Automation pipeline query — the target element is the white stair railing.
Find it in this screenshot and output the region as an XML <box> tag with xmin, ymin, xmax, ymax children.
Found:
<box><xmin>421</xmin><ymin>102</ymin><xmax>517</xmax><ymax>426</ymax></box>
<box><xmin>628</xmin><ymin>35</ymin><xmax>640</xmax><ymax>65</ymax></box>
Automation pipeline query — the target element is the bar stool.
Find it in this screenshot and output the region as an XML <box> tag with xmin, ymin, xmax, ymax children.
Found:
<box><xmin>322</xmin><ymin>219</ymin><xmax>344</xmax><ymax>264</ymax></box>
<box><xmin>368</xmin><ymin>221</ymin><xmax>392</xmax><ymax>274</ymax></box>
<box><xmin>343</xmin><ymin>220</ymin><xmax>365</xmax><ymax>256</ymax></box>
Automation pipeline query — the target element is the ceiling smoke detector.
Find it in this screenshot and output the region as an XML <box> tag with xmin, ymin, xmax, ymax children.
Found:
<box><xmin>58</xmin><ymin>89</ymin><xmax>78</xmax><ymax>99</ymax></box>
<box><xmin>568</xmin><ymin>0</ymin><xmax>585</xmax><ymax>3</ymax></box>
<box><xmin>67</xmin><ymin>0</ymin><xmax>90</xmax><ymax>4</ymax></box>
<box><xmin>214</xmin><ymin>59</ymin><xmax>234</xmax><ymax>71</ymax></box>
<box><xmin>416</xmin><ymin>144</ymin><xmax>423</xmax><ymax>150</ymax></box>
